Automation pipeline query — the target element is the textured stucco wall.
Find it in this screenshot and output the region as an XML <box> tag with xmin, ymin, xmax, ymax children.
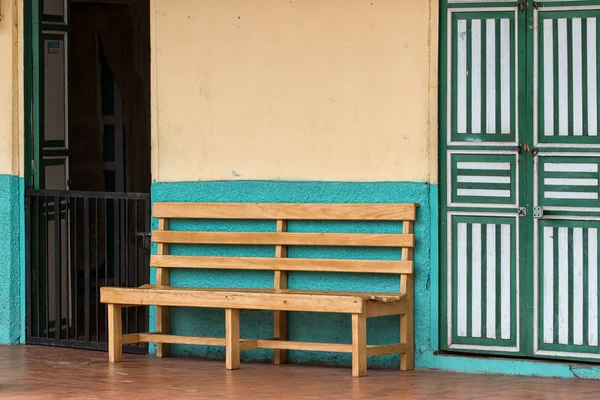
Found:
<box><xmin>151</xmin><ymin>0</ymin><xmax>438</xmax><ymax>183</ymax></box>
<box><xmin>0</xmin><ymin>0</ymin><xmax>23</xmax><ymax>177</ymax></box>
<box><xmin>0</xmin><ymin>0</ymin><xmax>26</xmax><ymax>345</ymax></box>
<box><xmin>0</xmin><ymin>175</ymin><xmax>24</xmax><ymax>344</ymax></box>
<box><xmin>150</xmin><ymin>181</ymin><xmax>434</xmax><ymax>367</ymax></box>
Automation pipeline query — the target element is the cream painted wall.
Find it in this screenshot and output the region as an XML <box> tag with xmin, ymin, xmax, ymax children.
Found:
<box><xmin>0</xmin><ymin>0</ymin><xmax>22</xmax><ymax>177</ymax></box>
<box><xmin>152</xmin><ymin>0</ymin><xmax>438</xmax><ymax>183</ymax></box>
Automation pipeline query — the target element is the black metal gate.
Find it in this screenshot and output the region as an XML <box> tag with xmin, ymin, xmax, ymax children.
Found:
<box><xmin>25</xmin><ymin>190</ymin><xmax>150</xmax><ymax>352</ymax></box>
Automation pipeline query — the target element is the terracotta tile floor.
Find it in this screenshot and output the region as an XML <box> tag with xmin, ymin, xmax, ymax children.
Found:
<box><xmin>1</xmin><ymin>346</ymin><xmax>599</xmax><ymax>400</ymax></box>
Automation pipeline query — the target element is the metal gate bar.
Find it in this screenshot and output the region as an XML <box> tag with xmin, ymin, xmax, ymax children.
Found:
<box><xmin>25</xmin><ymin>189</ymin><xmax>150</xmax><ymax>352</ymax></box>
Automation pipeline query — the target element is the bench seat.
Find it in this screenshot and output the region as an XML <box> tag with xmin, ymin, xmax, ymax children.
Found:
<box><xmin>101</xmin><ymin>285</ymin><xmax>406</xmax><ymax>314</ymax></box>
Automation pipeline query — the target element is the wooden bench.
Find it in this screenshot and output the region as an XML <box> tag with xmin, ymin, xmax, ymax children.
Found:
<box><xmin>100</xmin><ymin>202</ymin><xmax>417</xmax><ymax>377</ymax></box>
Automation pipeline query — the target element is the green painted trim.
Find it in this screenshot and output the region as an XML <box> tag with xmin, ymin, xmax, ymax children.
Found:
<box><xmin>429</xmin><ymin>184</ymin><xmax>440</xmax><ymax>351</ymax></box>
<box><xmin>20</xmin><ymin>179</ymin><xmax>26</xmax><ymax>344</ymax></box>
<box><xmin>421</xmin><ymin>352</ymin><xmax>600</xmax><ymax>379</ymax></box>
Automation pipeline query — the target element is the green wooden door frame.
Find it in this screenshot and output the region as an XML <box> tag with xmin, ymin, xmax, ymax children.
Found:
<box><xmin>24</xmin><ymin>0</ymin><xmax>36</xmax><ymax>189</ymax></box>
<box><xmin>440</xmin><ymin>0</ymin><xmax>600</xmax><ymax>363</ymax></box>
<box><xmin>25</xmin><ymin>0</ymin><xmax>71</xmax><ymax>190</ymax></box>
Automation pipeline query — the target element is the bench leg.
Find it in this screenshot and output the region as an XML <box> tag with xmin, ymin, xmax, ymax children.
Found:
<box><xmin>400</xmin><ymin>311</ymin><xmax>414</xmax><ymax>371</ymax></box>
<box><xmin>225</xmin><ymin>308</ymin><xmax>240</xmax><ymax>370</ymax></box>
<box><xmin>156</xmin><ymin>306</ymin><xmax>170</xmax><ymax>358</ymax></box>
<box><xmin>108</xmin><ymin>304</ymin><xmax>123</xmax><ymax>363</ymax></box>
<box><xmin>351</xmin><ymin>313</ymin><xmax>367</xmax><ymax>377</ymax></box>
<box><xmin>273</xmin><ymin>310</ymin><xmax>288</xmax><ymax>364</ymax></box>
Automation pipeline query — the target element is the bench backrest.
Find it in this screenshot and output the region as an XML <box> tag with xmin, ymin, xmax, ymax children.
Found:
<box><xmin>151</xmin><ymin>203</ymin><xmax>417</xmax><ymax>295</ymax></box>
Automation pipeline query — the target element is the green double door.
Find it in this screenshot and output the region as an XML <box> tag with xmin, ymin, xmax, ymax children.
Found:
<box><xmin>441</xmin><ymin>0</ymin><xmax>600</xmax><ymax>362</ymax></box>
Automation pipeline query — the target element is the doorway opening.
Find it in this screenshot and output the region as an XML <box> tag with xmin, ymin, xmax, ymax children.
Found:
<box><xmin>25</xmin><ymin>0</ymin><xmax>151</xmax><ymax>352</ymax></box>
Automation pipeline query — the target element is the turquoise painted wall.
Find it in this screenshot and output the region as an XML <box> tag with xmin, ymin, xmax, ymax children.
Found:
<box><xmin>150</xmin><ymin>181</ymin><xmax>435</xmax><ymax>367</ymax></box>
<box><xmin>0</xmin><ymin>175</ymin><xmax>24</xmax><ymax>344</ymax></box>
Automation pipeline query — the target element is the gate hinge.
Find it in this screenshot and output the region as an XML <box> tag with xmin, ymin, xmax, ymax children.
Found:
<box><xmin>533</xmin><ymin>206</ymin><xmax>544</xmax><ymax>219</ymax></box>
<box><xmin>518</xmin><ymin>207</ymin><xmax>527</xmax><ymax>217</ymax></box>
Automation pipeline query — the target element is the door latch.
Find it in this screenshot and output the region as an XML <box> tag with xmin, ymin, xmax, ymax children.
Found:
<box><xmin>533</xmin><ymin>206</ymin><xmax>544</xmax><ymax>219</ymax></box>
<box><xmin>518</xmin><ymin>207</ymin><xmax>527</xmax><ymax>217</ymax></box>
<box><xmin>518</xmin><ymin>143</ymin><xmax>530</xmax><ymax>154</ymax></box>
<box><xmin>136</xmin><ymin>232</ymin><xmax>152</xmax><ymax>253</ymax></box>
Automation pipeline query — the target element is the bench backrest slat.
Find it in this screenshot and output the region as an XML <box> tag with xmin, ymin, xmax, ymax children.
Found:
<box><xmin>150</xmin><ymin>255</ymin><xmax>414</xmax><ymax>275</ymax></box>
<box><xmin>153</xmin><ymin>202</ymin><xmax>417</xmax><ymax>221</ymax></box>
<box><xmin>152</xmin><ymin>231</ymin><xmax>414</xmax><ymax>248</ymax></box>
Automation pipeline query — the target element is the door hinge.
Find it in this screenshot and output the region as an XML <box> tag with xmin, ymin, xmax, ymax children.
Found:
<box><xmin>518</xmin><ymin>207</ymin><xmax>527</xmax><ymax>217</ymax></box>
<box><xmin>533</xmin><ymin>206</ymin><xmax>544</xmax><ymax>219</ymax></box>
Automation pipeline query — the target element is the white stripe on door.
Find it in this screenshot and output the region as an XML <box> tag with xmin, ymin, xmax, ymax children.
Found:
<box><xmin>486</xmin><ymin>224</ymin><xmax>497</xmax><ymax>339</ymax></box>
<box><xmin>543</xmin><ymin>19</ymin><xmax>555</xmax><ymax>137</ymax></box>
<box><xmin>558</xmin><ymin>19</ymin><xmax>569</xmax><ymax>137</ymax></box>
<box><xmin>544</xmin><ymin>178</ymin><xmax>599</xmax><ymax>187</ymax></box>
<box><xmin>457</xmin><ymin>162</ymin><xmax>511</xmax><ymax>170</ymax></box>
<box><xmin>458</xmin><ymin>176</ymin><xmax>511</xmax><ymax>184</ymax></box>
<box><xmin>500</xmin><ymin>18</ymin><xmax>511</xmax><ymax>134</ymax></box>
<box><xmin>457</xmin><ymin>223</ymin><xmax>468</xmax><ymax>337</ymax></box>
<box><xmin>573</xmin><ymin>228</ymin><xmax>584</xmax><ymax>345</ymax></box>
<box><xmin>588</xmin><ymin>18</ymin><xmax>598</xmax><ymax>137</ymax></box>
<box><xmin>544</xmin><ymin>163</ymin><xmax>599</xmax><ymax>173</ymax></box>
<box><xmin>558</xmin><ymin>227</ymin><xmax>569</xmax><ymax>345</ymax></box>
<box><xmin>457</xmin><ymin>20</ymin><xmax>468</xmax><ymax>134</ymax></box>
<box><xmin>472</xmin><ymin>223</ymin><xmax>482</xmax><ymax>338</ymax></box>
<box><xmin>543</xmin><ymin>226</ymin><xmax>554</xmax><ymax>344</ymax></box>
<box><xmin>472</xmin><ymin>20</ymin><xmax>482</xmax><ymax>135</ymax></box>
<box><xmin>573</xmin><ymin>18</ymin><xmax>584</xmax><ymax>137</ymax></box>
<box><xmin>589</xmin><ymin>228</ymin><xmax>598</xmax><ymax>346</ymax></box>
<box><xmin>458</xmin><ymin>189</ymin><xmax>512</xmax><ymax>198</ymax></box>
<box><xmin>545</xmin><ymin>192</ymin><xmax>599</xmax><ymax>200</ymax></box>
<box><xmin>486</xmin><ymin>19</ymin><xmax>496</xmax><ymax>134</ymax></box>
<box><xmin>501</xmin><ymin>224</ymin><xmax>511</xmax><ymax>340</ymax></box>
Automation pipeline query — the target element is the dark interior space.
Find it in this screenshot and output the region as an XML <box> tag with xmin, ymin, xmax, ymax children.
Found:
<box><xmin>69</xmin><ymin>0</ymin><xmax>151</xmax><ymax>194</ymax></box>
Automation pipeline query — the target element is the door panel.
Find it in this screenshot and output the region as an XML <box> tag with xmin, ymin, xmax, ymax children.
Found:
<box><xmin>449</xmin><ymin>214</ymin><xmax>519</xmax><ymax>351</ymax></box>
<box><xmin>441</xmin><ymin>2</ymin><xmax>527</xmax><ymax>356</ymax></box>
<box><xmin>448</xmin><ymin>10</ymin><xmax>519</xmax><ymax>145</ymax></box>
<box><xmin>43</xmin><ymin>0</ymin><xmax>66</xmax><ymax>22</ymax></box>
<box><xmin>535</xmin><ymin>9</ymin><xmax>600</xmax><ymax>148</ymax></box>
<box><xmin>531</xmin><ymin>3</ymin><xmax>600</xmax><ymax>362</ymax></box>
<box><xmin>536</xmin><ymin>156</ymin><xmax>600</xmax><ymax>209</ymax></box>
<box><xmin>33</xmin><ymin>0</ymin><xmax>70</xmax><ymax>190</ymax></box>
<box><xmin>449</xmin><ymin>152</ymin><xmax>519</xmax><ymax>207</ymax></box>
<box><xmin>536</xmin><ymin>219</ymin><xmax>600</xmax><ymax>359</ymax></box>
